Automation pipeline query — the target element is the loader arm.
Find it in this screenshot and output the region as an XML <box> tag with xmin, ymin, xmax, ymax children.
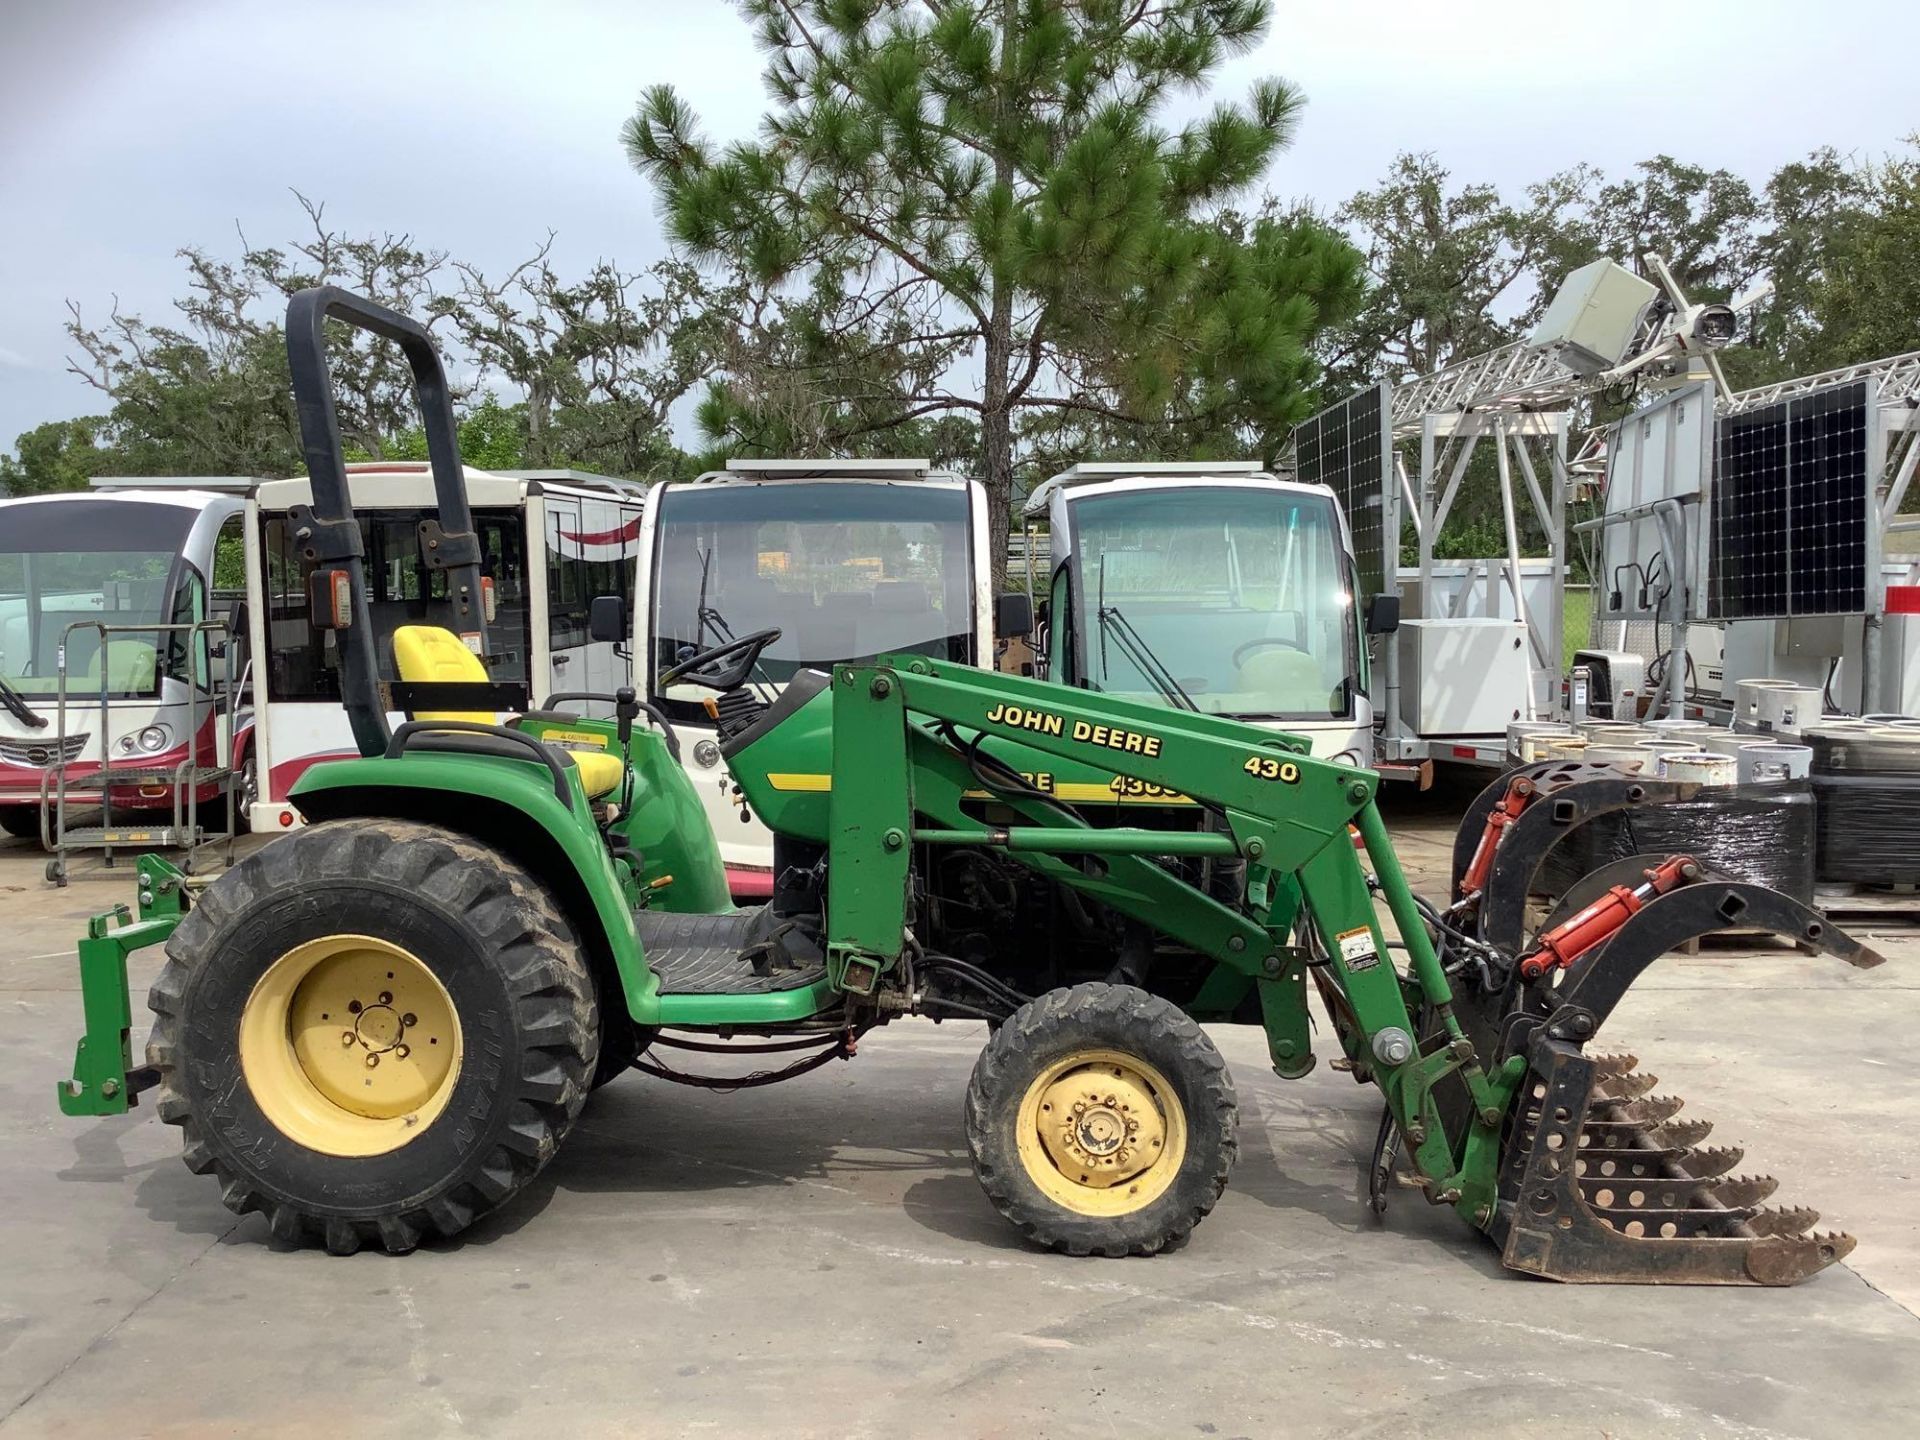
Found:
<box><xmin>820</xmin><ymin>657</ymin><xmax>1519</xmax><ymax>1212</ymax></box>
<box><xmin>809</xmin><ymin>656</ymin><xmax>1885</xmax><ymax>1282</ymax></box>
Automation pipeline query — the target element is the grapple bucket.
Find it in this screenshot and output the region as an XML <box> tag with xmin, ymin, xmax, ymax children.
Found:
<box><xmin>1446</xmin><ymin>764</ymin><xmax>1886</xmax><ymax>1285</ymax></box>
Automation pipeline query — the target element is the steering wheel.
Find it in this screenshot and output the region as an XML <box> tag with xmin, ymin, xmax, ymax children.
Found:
<box><xmin>1231</xmin><ymin>636</ymin><xmax>1308</xmax><ymax>667</ymax></box>
<box><xmin>658</xmin><ymin>628</ymin><xmax>782</xmax><ymax>692</ymax></box>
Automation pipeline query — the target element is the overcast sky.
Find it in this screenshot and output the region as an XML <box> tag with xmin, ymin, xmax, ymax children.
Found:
<box><xmin>2</xmin><ymin>0</ymin><xmax>1913</xmax><ymax>455</ymax></box>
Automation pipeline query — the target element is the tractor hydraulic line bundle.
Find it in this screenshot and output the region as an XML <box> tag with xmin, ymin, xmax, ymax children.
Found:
<box><xmin>52</xmin><ymin>289</ymin><xmax>1888</xmax><ymax>1287</ymax></box>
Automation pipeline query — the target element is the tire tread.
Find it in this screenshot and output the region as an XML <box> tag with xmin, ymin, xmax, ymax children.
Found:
<box><xmin>148</xmin><ymin>819</ymin><xmax>598</xmax><ymax>1254</ymax></box>
<box><xmin>964</xmin><ymin>982</ymin><xmax>1237</xmax><ymax>1258</ymax></box>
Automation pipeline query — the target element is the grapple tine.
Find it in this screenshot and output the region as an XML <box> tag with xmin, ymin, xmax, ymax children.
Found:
<box><xmin>1590</xmin><ymin>1205</ymin><xmax>1759</xmax><ymax>1238</ymax></box>
<box><xmin>1594</xmin><ymin>1070</ymin><xmax>1659</xmax><ymax>1101</ymax></box>
<box><xmin>1745</xmin><ymin>1205</ymin><xmax>1824</xmax><ymax>1237</ymax></box>
<box><xmin>1609</xmin><ymin>1095</ymin><xmax>1686</xmax><ymax>1126</ymax></box>
<box><xmin>1674</xmin><ymin>1146</ymin><xmax>1746</xmax><ymax>1179</ymax></box>
<box><xmin>1589</xmin><ymin>1052</ymin><xmax>1639</xmax><ymax>1078</ymax></box>
<box><xmin>1643</xmin><ymin>1117</ymin><xmax>1715</xmax><ymax>1148</ymax></box>
<box><xmin>1497</xmin><ymin>1036</ymin><xmax>1856</xmax><ymax>1286</ymax></box>
<box><xmin>1706</xmin><ymin>1175</ymin><xmax>1780</xmax><ymax>1207</ymax></box>
<box><xmin>1571</xmin><ymin>1115</ymin><xmax>1715</xmax><ymax>1150</ymax></box>
<box><xmin>1576</xmin><ymin>1173</ymin><xmax>1779</xmax><ymax>1211</ymax></box>
<box><xmin>1743</xmin><ymin>1232</ymin><xmax>1856</xmax><ymax>1286</ymax></box>
<box><xmin>1572</xmin><ymin>1144</ymin><xmax>1745</xmax><ymax>1181</ymax></box>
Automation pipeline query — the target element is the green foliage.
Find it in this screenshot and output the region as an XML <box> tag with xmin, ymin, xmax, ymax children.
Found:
<box><xmin>1328</xmin><ymin>153</ymin><xmax>1575</xmax><ymax>392</ymax></box>
<box><xmin>27</xmin><ymin>194</ymin><xmax>711</xmax><ymax>489</ymax></box>
<box><xmin>0</xmin><ymin>417</ymin><xmax>113</xmax><ymax>496</ymax></box>
<box><xmin>628</xmin><ymin>0</ymin><xmax>1363</xmax><ymax>576</ymax></box>
<box><xmin>1786</xmin><ymin>139</ymin><xmax>1920</xmax><ymax>369</ymax></box>
<box><xmin>387</xmin><ymin>395</ymin><xmax>529</xmax><ymax>471</ymax></box>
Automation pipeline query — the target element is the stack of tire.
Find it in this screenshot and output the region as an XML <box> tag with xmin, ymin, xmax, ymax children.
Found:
<box><xmin>1804</xmin><ymin>723</ymin><xmax>1920</xmax><ymax>888</ymax></box>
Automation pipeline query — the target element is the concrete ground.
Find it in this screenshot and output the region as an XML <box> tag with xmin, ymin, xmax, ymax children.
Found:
<box><xmin>3</xmin><ymin>803</ymin><xmax>1919</xmax><ymax>1439</ymax></box>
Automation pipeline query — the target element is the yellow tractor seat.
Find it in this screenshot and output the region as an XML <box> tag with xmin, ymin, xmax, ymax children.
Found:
<box><xmin>390</xmin><ymin>625</ymin><xmax>624</xmax><ymax>801</ymax></box>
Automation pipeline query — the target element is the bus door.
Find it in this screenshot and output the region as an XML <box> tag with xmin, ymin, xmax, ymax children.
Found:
<box><xmin>543</xmin><ymin>492</ymin><xmax>639</xmax><ymax>713</ymax></box>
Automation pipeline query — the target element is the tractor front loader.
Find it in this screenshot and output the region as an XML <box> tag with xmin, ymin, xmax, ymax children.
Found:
<box><xmin>55</xmin><ymin>289</ymin><xmax>1885</xmax><ymax>1283</ymax></box>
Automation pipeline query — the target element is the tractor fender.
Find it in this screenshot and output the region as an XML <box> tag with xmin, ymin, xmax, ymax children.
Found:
<box><xmin>289</xmin><ymin>754</ymin><xmax>662</xmax><ymax>1026</ymax></box>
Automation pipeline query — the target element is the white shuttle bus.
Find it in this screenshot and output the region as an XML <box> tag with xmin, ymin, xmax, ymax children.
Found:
<box><xmin>247</xmin><ymin>464</ymin><xmax>644</xmax><ymax>831</ymax></box>
<box><xmin>0</xmin><ymin>486</ymin><xmax>253</xmax><ymax>852</ymax></box>
<box><xmin>638</xmin><ymin>459</ymin><xmax>1003</xmax><ymax>897</ymax></box>
<box><xmin>1023</xmin><ymin>463</ymin><xmax>1374</xmax><ymax>768</ymax></box>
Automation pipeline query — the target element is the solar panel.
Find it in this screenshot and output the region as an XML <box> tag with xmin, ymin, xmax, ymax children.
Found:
<box><xmin>1710</xmin><ymin>380</ymin><xmax>1876</xmax><ymax>619</ymax></box>
<box><xmin>1294</xmin><ymin>381</ymin><xmax>1392</xmax><ymax>597</ymax></box>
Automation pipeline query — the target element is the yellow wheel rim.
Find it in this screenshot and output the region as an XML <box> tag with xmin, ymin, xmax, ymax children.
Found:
<box><xmin>1015</xmin><ymin>1048</ymin><xmax>1187</xmax><ymax>1217</ymax></box>
<box><xmin>238</xmin><ymin>934</ymin><xmax>463</xmax><ymax>1158</ymax></box>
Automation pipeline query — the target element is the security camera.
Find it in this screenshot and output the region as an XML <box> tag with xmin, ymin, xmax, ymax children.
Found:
<box><xmin>1689</xmin><ymin>304</ymin><xmax>1738</xmax><ymax>349</ymax></box>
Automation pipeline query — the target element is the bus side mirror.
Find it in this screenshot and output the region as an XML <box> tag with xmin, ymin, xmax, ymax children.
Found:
<box><xmin>216</xmin><ymin>600</ymin><xmax>251</xmax><ymax>658</ymax></box>
<box><xmin>1364</xmin><ymin>594</ymin><xmax>1401</xmax><ymax>635</ymax></box>
<box><xmin>995</xmin><ymin>592</ymin><xmax>1033</xmax><ymax>639</ymax></box>
<box><xmin>589</xmin><ymin>594</ymin><xmax>628</xmax><ymax>644</ymax></box>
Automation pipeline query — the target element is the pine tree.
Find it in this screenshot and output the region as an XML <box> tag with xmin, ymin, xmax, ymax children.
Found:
<box><xmin>626</xmin><ymin>0</ymin><xmax>1361</xmax><ymax>570</ymax></box>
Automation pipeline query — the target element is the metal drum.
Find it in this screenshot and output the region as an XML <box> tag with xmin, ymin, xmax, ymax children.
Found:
<box><xmin>1737</xmin><ymin>742</ymin><xmax>1812</xmax><ymax>783</ymax></box>
<box><xmin>1583</xmin><ymin>744</ymin><xmax>1650</xmax><ymax>772</ymax></box>
<box><xmin>1545</xmin><ymin>737</ymin><xmax>1590</xmax><ymax>760</ymax></box>
<box><xmin>1637</xmin><ymin>739</ymin><xmax>1697</xmax><ymax>764</ymax></box>
<box><xmin>1507</xmin><ymin>721</ymin><xmax>1574</xmax><ymax>764</ymax></box>
<box><xmin>1754</xmin><ymin>685</ymin><xmax>1824</xmax><ymax>736</ymax></box>
<box><xmin>1734</xmin><ymin>678</ymin><xmax>1795</xmax><ymax>727</ymax></box>
<box><xmin>1577</xmin><ymin>719</ymin><xmax>1643</xmax><ymax>740</ymax></box>
<box><xmin>1659</xmin><ymin>752</ymin><xmax>1737</xmax><ymax>785</ymax></box>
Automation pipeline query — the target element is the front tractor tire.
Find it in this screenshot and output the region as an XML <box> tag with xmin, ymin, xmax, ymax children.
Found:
<box><xmin>149</xmin><ymin>819</ymin><xmax>599</xmax><ymax>1254</ymax></box>
<box><xmin>965</xmin><ymin>984</ymin><xmax>1238</xmax><ymax>1257</ymax></box>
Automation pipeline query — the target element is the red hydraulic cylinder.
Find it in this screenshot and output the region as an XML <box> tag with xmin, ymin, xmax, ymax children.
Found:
<box><xmin>1517</xmin><ymin>855</ymin><xmax>1701</xmax><ymax>980</ymax></box>
<box><xmin>1458</xmin><ymin>777</ymin><xmax>1536</xmax><ymax>902</ymax></box>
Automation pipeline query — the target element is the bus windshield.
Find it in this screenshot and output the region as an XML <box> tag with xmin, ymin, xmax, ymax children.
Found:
<box><xmin>0</xmin><ymin>500</ymin><xmax>196</xmax><ymax>698</ymax></box>
<box><xmin>651</xmin><ymin>482</ymin><xmax>973</xmax><ymax>708</ymax></box>
<box><xmin>1068</xmin><ymin>486</ymin><xmax>1358</xmax><ymax>720</ymax></box>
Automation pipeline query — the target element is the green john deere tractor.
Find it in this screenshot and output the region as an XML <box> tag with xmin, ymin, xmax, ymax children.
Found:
<box><xmin>56</xmin><ymin>288</ymin><xmax>1886</xmax><ymax>1283</ymax></box>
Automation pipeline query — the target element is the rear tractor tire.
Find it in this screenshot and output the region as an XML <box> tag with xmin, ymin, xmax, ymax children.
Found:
<box><xmin>148</xmin><ymin>818</ymin><xmax>599</xmax><ymax>1254</ymax></box>
<box><xmin>965</xmin><ymin>983</ymin><xmax>1237</xmax><ymax>1257</ymax></box>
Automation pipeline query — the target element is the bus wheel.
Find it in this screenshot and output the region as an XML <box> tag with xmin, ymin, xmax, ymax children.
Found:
<box><xmin>232</xmin><ymin>753</ymin><xmax>257</xmax><ymax>835</ymax></box>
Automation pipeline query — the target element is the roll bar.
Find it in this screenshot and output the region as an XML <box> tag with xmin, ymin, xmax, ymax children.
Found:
<box><xmin>284</xmin><ymin>286</ymin><xmax>487</xmax><ymax>756</ymax></box>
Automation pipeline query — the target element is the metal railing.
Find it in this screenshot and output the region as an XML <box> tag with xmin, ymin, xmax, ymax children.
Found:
<box><xmin>39</xmin><ymin>618</ymin><xmax>241</xmax><ymax>885</ymax></box>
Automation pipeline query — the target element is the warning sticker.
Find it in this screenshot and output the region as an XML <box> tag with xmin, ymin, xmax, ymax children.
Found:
<box><xmin>1336</xmin><ymin>926</ymin><xmax>1381</xmax><ymax>973</ymax></box>
<box><xmin>540</xmin><ymin>728</ymin><xmax>609</xmax><ymax>751</ymax></box>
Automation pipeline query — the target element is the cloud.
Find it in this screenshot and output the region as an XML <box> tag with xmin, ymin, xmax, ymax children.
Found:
<box><xmin>0</xmin><ymin>345</ymin><xmax>33</xmax><ymax>370</ymax></box>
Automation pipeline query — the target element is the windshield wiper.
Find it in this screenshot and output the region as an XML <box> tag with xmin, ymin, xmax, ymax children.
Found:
<box><xmin>1095</xmin><ymin>603</ymin><xmax>1199</xmax><ymax>714</ymax></box>
<box><xmin>675</xmin><ymin>543</ymin><xmax>777</xmax><ymax>700</ymax></box>
<box><xmin>0</xmin><ymin>673</ymin><xmax>49</xmax><ymax>729</ymax></box>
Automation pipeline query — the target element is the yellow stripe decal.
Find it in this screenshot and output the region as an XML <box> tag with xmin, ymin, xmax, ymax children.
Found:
<box><xmin>766</xmin><ymin>772</ymin><xmax>832</xmax><ymax>792</ymax></box>
<box><xmin>767</xmin><ymin>772</ymin><xmax>1195</xmax><ymax>803</ymax></box>
<box><xmin>959</xmin><ymin>783</ymin><xmax>1198</xmax><ymax>805</ymax></box>
<box><xmin>1056</xmin><ymin>783</ymin><xmax>1196</xmax><ymax>805</ymax></box>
